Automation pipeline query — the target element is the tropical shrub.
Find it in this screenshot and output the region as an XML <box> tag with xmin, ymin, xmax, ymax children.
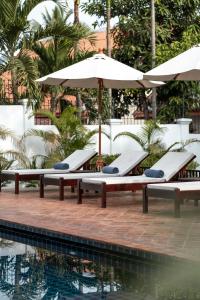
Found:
<box><xmin>89</xmin><ymin>153</ymin><xmax>119</xmax><ymax>170</ymax></box>
<box><xmin>114</xmin><ymin>120</ymin><xmax>199</xmax><ymax>168</ymax></box>
<box><xmin>0</xmin><ymin>126</ymin><xmax>26</xmax><ymax>186</ymax></box>
<box><xmin>24</xmin><ymin>106</ymin><xmax>98</xmax><ymax>168</ymax></box>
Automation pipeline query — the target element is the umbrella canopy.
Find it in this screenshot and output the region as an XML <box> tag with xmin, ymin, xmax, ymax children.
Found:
<box><xmin>144</xmin><ymin>45</ymin><xmax>200</xmax><ymax>81</ymax></box>
<box><xmin>37</xmin><ymin>53</ymin><xmax>163</xmax><ymax>88</ymax></box>
<box><xmin>37</xmin><ymin>53</ymin><xmax>164</xmax><ymax>166</ymax></box>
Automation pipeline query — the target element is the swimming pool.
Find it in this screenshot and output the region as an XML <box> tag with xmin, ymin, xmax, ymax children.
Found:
<box><xmin>0</xmin><ymin>227</ymin><xmax>199</xmax><ymax>299</ymax></box>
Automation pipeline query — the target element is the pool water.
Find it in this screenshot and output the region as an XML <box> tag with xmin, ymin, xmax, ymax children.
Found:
<box><xmin>0</xmin><ymin>228</ymin><xmax>199</xmax><ymax>300</ymax></box>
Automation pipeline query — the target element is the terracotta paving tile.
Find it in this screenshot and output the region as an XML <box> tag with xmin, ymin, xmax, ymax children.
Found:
<box><xmin>0</xmin><ymin>187</ymin><xmax>200</xmax><ymax>261</ymax></box>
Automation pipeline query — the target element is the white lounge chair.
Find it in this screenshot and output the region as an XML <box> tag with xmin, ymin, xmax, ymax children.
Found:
<box><xmin>0</xmin><ymin>149</ymin><xmax>97</xmax><ymax>194</ymax></box>
<box><xmin>40</xmin><ymin>151</ymin><xmax>149</xmax><ymax>200</ymax></box>
<box><xmin>143</xmin><ymin>181</ymin><xmax>200</xmax><ymax>217</ymax></box>
<box><xmin>78</xmin><ymin>151</ymin><xmax>195</xmax><ymax>208</ymax></box>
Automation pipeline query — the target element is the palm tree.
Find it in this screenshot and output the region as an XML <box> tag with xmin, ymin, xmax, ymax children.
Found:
<box><xmin>31</xmin><ymin>5</ymin><xmax>95</xmax><ymax>111</ymax></box>
<box><xmin>150</xmin><ymin>0</ymin><xmax>157</xmax><ymax>119</ymax></box>
<box><xmin>106</xmin><ymin>0</ymin><xmax>113</xmax><ymax>120</ymax></box>
<box><xmin>24</xmin><ymin>106</ymin><xmax>98</xmax><ymax>167</ymax></box>
<box><xmin>106</xmin><ymin>0</ymin><xmax>111</xmax><ymax>57</ymax></box>
<box><xmin>114</xmin><ymin>120</ymin><xmax>200</xmax><ymax>167</ymax></box>
<box><xmin>0</xmin><ymin>126</ymin><xmax>24</xmax><ymax>173</ymax></box>
<box><xmin>114</xmin><ymin>120</ymin><xmax>179</xmax><ymax>166</ymax></box>
<box><xmin>73</xmin><ymin>0</ymin><xmax>82</xmax><ymax>116</ymax></box>
<box><xmin>74</xmin><ymin>0</ymin><xmax>80</xmax><ymax>24</ymax></box>
<box><xmin>0</xmin><ymin>0</ymin><xmax>66</xmax><ymax>106</ymax></box>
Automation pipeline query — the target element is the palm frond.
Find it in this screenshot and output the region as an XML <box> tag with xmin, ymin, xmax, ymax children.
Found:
<box><xmin>0</xmin><ymin>126</ymin><xmax>15</xmax><ymax>140</ymax></box>
<box><xmin>141</xmin><ymin>120</ymin><xmax>166</xmax><ymax>145</ymax></box>
<box><xmin>172</xmin><ymin>138</ymin><xmax>200</xmax><ymax>152</ymax></box>
<box><xmin>165</xmin><ymin>142</ymin><xmax>182</xmax><ymax>152</ymax></box>
<box><xmin>0</xmin><ymin>0</ymin><xmax>15</xmax><ymax>21</ymax></box>
<box><xmin>24</xmin><ymin>129</ymin><xmax>59</xmax><ymax>144</ymax></box>
<box><xmin>114</xmin><ymin>132</ymin><xmax>145</xmax><ymax>149</ymax></box>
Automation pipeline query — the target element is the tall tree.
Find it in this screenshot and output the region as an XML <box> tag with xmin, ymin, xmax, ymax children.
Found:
<box><xmin>0</xmin><ymin>0</ymin><xmax>66</xmax><ymax>107</ymax></box>
<box><xmin>73</xmin><ymin>0</ymin><xmax>82</xmax><ymax>117</ymax></box>
<box><xmin>150</xmin><ymin>0</ymin><xmax>157</xmax><ymax>119</ymax></box>
<box><xmin>106</xmin><ymin>0</ymin><xmax>112</xmax><ymax>120</ymax></box>
<box><xmin>74</xmin><ymin>0</ymin><xmax>80</xmax><ymax>24</ymax></box>
<box><xmin>82</xmin><ymin>0</ymin><xmax>200</xmax><ymax>120</ymax></box>
<box><xmin>31</xmin><ymin>5</ymin><xmax>95</xmax><ymax>111</ymax></box>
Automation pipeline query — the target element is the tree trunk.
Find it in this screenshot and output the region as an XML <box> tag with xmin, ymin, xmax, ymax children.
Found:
<box><xmin>74</xmin><ymin>0</ymin><xmax>79</xmax><ymax>24</ymax></box>
<box><xmin>106</xmin><ymin>0</ymin><xmax>112</xmax><ymax>119</ymax></box>
<box><xmin>106</xmin><ymin>0</ymin><xmax>111</xmax><ymax>57</ymax></box>
<box><xmin>11</xmin><ymin>60</ymin><xmax>18</xmax><ymax>104</ymax></box>
<box><xmin>74</xmin><ymin>0</ymin><xmax>81</xmax><ymax>118</ymax></box>
<box><xmin>151</xmin><ymin>0</ymin><xmax>157</xmax><ymax>119</ymax></box>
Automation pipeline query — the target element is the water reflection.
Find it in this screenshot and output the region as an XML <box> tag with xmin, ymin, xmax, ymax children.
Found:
<box><xmin>0</xmin><ymin>231</ymin><xmax>199</xmax><ymax>299</ymax></box>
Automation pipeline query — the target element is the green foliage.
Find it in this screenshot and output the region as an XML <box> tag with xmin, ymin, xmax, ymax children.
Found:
<box><xmin>114</xmin><ymin>120</ymin><xmax>168</xmax><ymax>166</ymax></box>
<box><xmin>25</xmin><ymin>107</ymin><xmax>97</xmax><ymax>167</ymax></box>
<box><xmin>158</xmin><ymin>96</ymin><xmax>186</xmax><ymax>123</ymax></box>
<box><xmin>114</xmin><ymin>120</ymin><xmax>166</xmax><ymax>151</ymax></box>
<box><xmin>0</xmin><ymin>0</ymin><xmax>65</xmax><ymax>106</ymax></box>
<box><xmin>0</xmin><ymin>126</ymin><xmax>24</xmax><ymax>187</ymax></box>
<box><xmin>114</xmin><ymin>120</ymin><xmax>199</xmax><ymax>167</ymax></box>
<box><xmin>31</xmin><ymin>5</ymin><xmax>96</xmax><ymax>111</ymax></box>
<box><xmin>0</xmin><ymin>1</ymin><xmax>96</xmax><ymax>110</ymax></box>
<box><xmin>156</xmin><ymin>25</ymin><xmax>200</xmax><ymax>122</ymax></box>
<box><xmin>32</xmin><ymin>5</ymin><xmax>95</xmax><ymax>74</ymax></box>
<box><xmin>81</xmin><ymin>88</ymin><xmax>111</xmax><ymax>123</ymax></box>
<box><xmin>90</xmin><ymin>153</ymin><xmax>119</xmax><ymax>169</ymax></box>
<box><xmin>82</xmin><ymin>0</ymin><xmax>200</xmax><ymax>118</ymax></box>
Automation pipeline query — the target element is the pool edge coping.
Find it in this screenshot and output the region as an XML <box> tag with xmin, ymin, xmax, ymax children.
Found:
<box><xmin>0</xmin><ymin>218</ymin><xmax>191</xmax><ymax>264</ymax></box>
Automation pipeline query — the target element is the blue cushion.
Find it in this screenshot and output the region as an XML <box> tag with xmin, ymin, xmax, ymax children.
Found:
<box><xmin>144</xmin><ymin>169</ymin><xmax>164</xmax><ymax>178</ymax></box>
<box><xmin>102</xmin><ymin>166</ymin><xmax>119</xmax><ymax>174</ymax></box>
<box><xmin>53</xmin><ymin>162</ymin><xmax>69</xmax><ymax>170</ymax></box>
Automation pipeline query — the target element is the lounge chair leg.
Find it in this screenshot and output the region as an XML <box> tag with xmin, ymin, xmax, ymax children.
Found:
<box><xmin>174</xmin><ymin>193</ymin><xmax>180</xmax><ymax>218</ymax></box>
<box><xmin>143</xmin><ymin>186</ymin><xmax>148</xmax><ymax>213</ymax></box>
<box><xmin>40</xmin><ymin>175</ymin><xmax>44</xmax><ymax>198</ymax></box>
<box><xmin>59</xmin><ymin>178</ymin><xmax>64</xmax><ymax>201</ymax></box>
<box><xmin>194</xmin><ymin>199</ymin><xmax>198</xmax><ymax>207</ymax></box>
<box><xmin>15</xmin><ymin>173</ymin><xmax>19</xmax><ymax>194</ymax></box>
<box><xmin>77</xmin><ymin>180</ymin><xmax>83</xmax><ymax>204</ymax></box>
<box><xmin>0</xmin><ymin>175</ymin><xmax>1</xmax><ymax>192</ymax></box>
<box><xmin>101</xmin><ymin>182</ymin><xmax>107</xmax><ymax>208</ymax></box>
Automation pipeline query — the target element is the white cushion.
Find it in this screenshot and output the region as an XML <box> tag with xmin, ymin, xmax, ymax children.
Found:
<box><xmin>109</xmin><ymin>150</ymin><xmax>148</xmax><ymax>176</ymax></box>
<box><xmin>82</xmin><ymin>176</ymin><xmax>166</xmax><ymax>185</ymax></box>
<box><xmin>147</xmin><ymin>181</ymin><xmax>200</xmax><ymax>192</ymax></box>
<box><xmin>149</xmin><ymin>151</ymin><xmax>195</xmax><ymax>181</ymax></box>
<box><xmin>2</xmin><ymin>149</ymin><xmax>96</xmax><ymax>175</ymax></box>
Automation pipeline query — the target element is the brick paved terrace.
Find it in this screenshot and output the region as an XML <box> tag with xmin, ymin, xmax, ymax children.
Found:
<box><xmin>0</xmin><ymin>187</ymin><xmax>200</xmax><ymax>262</ymax></box>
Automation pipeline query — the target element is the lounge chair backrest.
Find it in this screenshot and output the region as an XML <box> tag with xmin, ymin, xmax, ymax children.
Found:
<box><xmin>149</xmin><ymin>151</ymin><xmax>195</xmax><ymax>181</ymax></box>
<box><xmin>62</xmin><ymin>149</ymin><xmax>97</xmax><ymax>170</ymax></box>
<box><xmin>109</xmin><ymin>151</ymin><xmax>148</xmax><ymax>176</ymax></box>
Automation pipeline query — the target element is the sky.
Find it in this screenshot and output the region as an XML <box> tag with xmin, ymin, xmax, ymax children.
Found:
<box><xmin>28</xmin><ymin>0</ymin><xmax>117</xmax><ymax>29</ymax></box>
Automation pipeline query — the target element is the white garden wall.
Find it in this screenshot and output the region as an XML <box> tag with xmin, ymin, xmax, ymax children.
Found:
<box><xmin>0</xmin><ymin>102</ymin><xmax>200</xmax><ymax>167</ymax></box>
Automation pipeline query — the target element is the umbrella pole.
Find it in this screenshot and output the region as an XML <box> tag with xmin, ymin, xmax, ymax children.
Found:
<box><xmin>96</xmin><ymin>79</ymin><xmax>104</xmax><ymax>170</ymax></box>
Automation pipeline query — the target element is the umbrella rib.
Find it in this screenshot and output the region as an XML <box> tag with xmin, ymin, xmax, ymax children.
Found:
<box><xmin>60</xmin><ymin>79</ymin><xmax>69</xmax><ymax>86</ymax></box>
<box><xmin>136</xmin><ymin>81</ymin><xmax>146</xmax><ymax>88</ymax></box>
<box><xmin>174</xmin><ymin>73</ymin><xmax>181</xmax><ymax>80</ymax></box>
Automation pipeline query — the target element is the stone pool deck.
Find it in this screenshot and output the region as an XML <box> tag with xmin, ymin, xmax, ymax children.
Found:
<box><xmin>0</xmin><ymin>187</ymin><xmax>200</xmax><ymax>262</ymax></box>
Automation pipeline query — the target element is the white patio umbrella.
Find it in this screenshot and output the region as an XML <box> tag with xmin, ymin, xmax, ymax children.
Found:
<box><xmin>144</xmin><ymin>45</ymin><xmax>200</xmax><ymax>81</ymax></box>
<box><xmin>37</xmin><ymin>52</ymin><xmax>164</xmax><ymax>166</ymax></box>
